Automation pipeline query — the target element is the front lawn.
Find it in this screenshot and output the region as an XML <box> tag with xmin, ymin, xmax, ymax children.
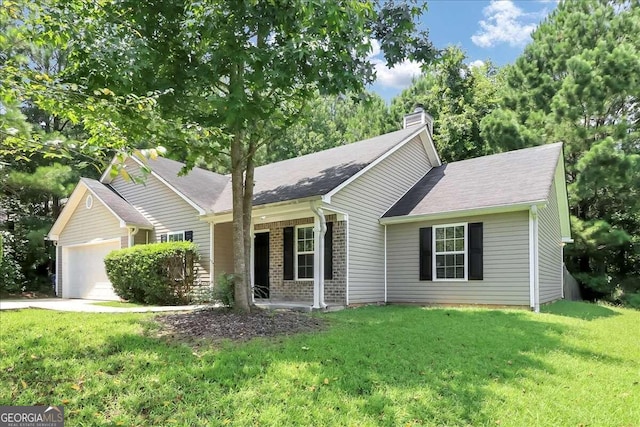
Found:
<box><xmin>1</xmin><ymin>302</ymin><xmax>638</xmax><ymax>426</ymax></box>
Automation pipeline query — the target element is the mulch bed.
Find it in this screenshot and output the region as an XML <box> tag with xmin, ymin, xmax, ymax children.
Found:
<box><xmin>156</xmin><ymin>307</ymin><xmax>327</xmax><ymax>342</ymax></box>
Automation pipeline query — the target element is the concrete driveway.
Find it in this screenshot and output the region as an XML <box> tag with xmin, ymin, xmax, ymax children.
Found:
<box><xmin>0</xmin><ymin>298</ymin><xmax>206</xmax><ymax>313</ymax></box>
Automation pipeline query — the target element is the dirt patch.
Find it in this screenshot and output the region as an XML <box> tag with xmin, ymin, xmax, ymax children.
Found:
<box><xmin>156</xmin><ymin>307</ymin><xmax>327</xmax><ymax>342</ymax></box>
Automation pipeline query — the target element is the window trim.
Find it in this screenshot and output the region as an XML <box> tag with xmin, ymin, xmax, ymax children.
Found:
<box><xmin>294</xmin><ymin>225</ymin><xmax>315</xmax><ymax>281</ymax></box>
<box><xmin>432</xmin><ymin>222</ymin><xmax>468</xmax><ymax>282</ymax></box>
<box><xmin>167</xmin><ymin>231</ymin><xmax>185</xmax><ymax>242</ymax></box>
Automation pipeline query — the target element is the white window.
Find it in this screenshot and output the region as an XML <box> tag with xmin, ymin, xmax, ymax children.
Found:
<box><xmin>168</xmin><ymin>231</ymin><xmax>184</xmax><ymax>242</ymax></box>
<box><xmin>434</xmin><ymin>223</ymin><xmax>467</xmax><ymax>280</ymax></box>
<box><xmin>296</xmin><ymin>226</ymin><xmax>314</xmax><ymax>280</ymax></box>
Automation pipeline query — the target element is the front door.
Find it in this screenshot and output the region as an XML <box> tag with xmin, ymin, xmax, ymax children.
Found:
<box><xmin>254</xmin><ymin>232</ymin><xmax>270</xmax><ymax>298</ymax></box>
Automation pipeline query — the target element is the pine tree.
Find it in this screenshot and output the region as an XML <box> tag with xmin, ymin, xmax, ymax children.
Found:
<box><xmin>481</xmin><ymin>0</ymin><xmax>640</xmax><ymax>301</ymax></box>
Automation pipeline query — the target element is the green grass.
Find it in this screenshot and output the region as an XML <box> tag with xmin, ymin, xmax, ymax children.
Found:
<box><xmin>91</xmin><ymin>301</ymin><xmax>146</xmax><ymax>308</ymax></box>
<box><xmin>1</xmin><ymin>301</ymin><xmax>638</xmax><ymax>426</ymax></box>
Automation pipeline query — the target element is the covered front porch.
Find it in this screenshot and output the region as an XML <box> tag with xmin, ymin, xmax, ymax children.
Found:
<box><xmin>206</xmin><ymin>201</ymin><xmax>348</xmax><ymax>309</ymax></box>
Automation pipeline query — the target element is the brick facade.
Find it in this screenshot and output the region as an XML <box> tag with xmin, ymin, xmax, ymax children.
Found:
<box><xmin>255</xmin><ymin>215</ymin><xmax>346</xmax><ymax>304</ymax></box>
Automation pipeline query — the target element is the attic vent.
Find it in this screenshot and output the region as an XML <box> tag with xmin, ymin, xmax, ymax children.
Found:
<box><xmin>403</xmin><ymin>107</ymin><xmax>433</xmax><ymax>137</ymax></box>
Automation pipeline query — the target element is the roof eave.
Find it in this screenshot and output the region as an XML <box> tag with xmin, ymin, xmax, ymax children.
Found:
<box><xmin>379</xmin><ymin>200</ymin><xmax>547</xmax><ymax>225</ymax></box>
<box><xmin>322</xmin><ymin>125</ymin><xmax>434</xmax><ymax>204</ymax></box>
<box><xmin>202</xmin><ymin>195</ymin><xmax>322</xmax><ymax>222</ymax></box>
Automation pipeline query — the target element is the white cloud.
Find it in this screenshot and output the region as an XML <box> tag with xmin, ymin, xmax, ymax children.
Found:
<box><xmin>471</xmin><ymin>0</ymin><xmax>539</xmax><ymax>48</ymax></box>
<box><xmin>368</xmin><ymin>39</ymin><xmax>423</xmax><ymax>89</ymax></box>
<box><xmin>374</xmin><ymin>60</ymin><xmax>423</xmax><ymax>89</ymax></box>
<box><xmin>468</xmin><ymin>59</ymin><xmax>486</xmax><ymax>69</ymax></box>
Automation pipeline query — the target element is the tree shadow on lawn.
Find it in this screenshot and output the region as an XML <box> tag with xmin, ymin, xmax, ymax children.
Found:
<box><xmin>541</xmin><ymin>300</ymin><xmax>620</xmax><ymax>321</ymax></box>
<box><xmin>27</xmin><ymin>308</ymin><xmax>622</xmax><ymax>425</ymax></box>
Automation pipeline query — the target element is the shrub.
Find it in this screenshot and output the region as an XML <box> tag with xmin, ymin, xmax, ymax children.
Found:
<box><xmin>213</xmin><ymin>273</ymin><xmax>236</xmax><ymax>308</ymax></box>
<box><xmin>622</xmin><ymin>292</ymin><xmax>640</xmax><ymax>310</ymax></box>
<box><xmin>104</xmin><ymin>242</ymin><xmax>198</xmax><ymax>305</ymax></box>
<box><xmin>0</xmin><ymin>231</ymin><xmax>25</xmax><ymax>294</ymax></box>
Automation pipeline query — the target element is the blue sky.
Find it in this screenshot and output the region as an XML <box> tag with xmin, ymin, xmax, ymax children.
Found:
<box><xmin>369</xmin><ymin>0</ymin><xmax>559</xmax><ymax>102</ymax></box>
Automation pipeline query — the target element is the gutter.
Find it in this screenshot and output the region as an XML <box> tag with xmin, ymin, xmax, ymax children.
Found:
<box><xmin>380</xmin><ymin>200</ymin><xmax>547</xmax><ymax>225</ymax></box>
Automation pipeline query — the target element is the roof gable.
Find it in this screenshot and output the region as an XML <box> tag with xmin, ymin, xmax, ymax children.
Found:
<box><xmin>211</xmin><ymin>125</ymin><xmax>438</xmax><ymax>213</ymax></box>
<box><xmin>48</xmin><ymin>178</ymin><xmax>152</xmax><ymax>240</ymax></box>
<box><xmin>382</xmin><ymin>143</ymin><xmax>564</xmax><ymax>220</ymax></box>
<box><xmin>101</xmin><ymin>156</ymin><xmax>229</xmax><ymax>214</ymax></box>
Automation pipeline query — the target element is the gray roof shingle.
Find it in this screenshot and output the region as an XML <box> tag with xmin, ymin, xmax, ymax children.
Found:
<box><xmin>212</xmin><ymin>126</ymin><xmax>423</xmax><ymax>212</ymax></box>
<box><xmin>81</xmin><ymin>178</ymin><xmax>153</xmax><ymax>228</ymax></box>
<box><xmin>383</xmin><ymin>143</ymin><xmax>563</xmax><ymax>218</ymax></box>
<box><xmin>145</xmin><ymin>157</ymin><xmax>230</xmax><ymax>212</ymax></box>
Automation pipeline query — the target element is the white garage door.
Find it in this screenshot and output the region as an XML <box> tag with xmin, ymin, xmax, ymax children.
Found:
<box><xmin>62</xmin><ymin>240</ymin><xmax>120</xmax><ymax>300</ymax></box>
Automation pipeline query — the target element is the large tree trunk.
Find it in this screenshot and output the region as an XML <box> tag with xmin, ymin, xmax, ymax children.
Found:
<box><xmin>242</xmin><ymin>143</ymin><xmax>256</xmax><ymax>309</ymax></box>
<box><xmin>231</xmin><ymin>132</ymin><xmax>250</xmax><ymax>313</ymax></box>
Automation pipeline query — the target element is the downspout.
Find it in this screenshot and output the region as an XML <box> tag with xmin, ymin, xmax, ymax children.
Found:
<box><xmin>561</xmin><ymin>243</ymin><xmax>565</xmax><ymax>299</ymax></box>
<box><xmin>128</xmin><ymin>226</ymin><xmax>139</xmax><ymax>248</ymax></box>
<box><xmin>384</xmin><ymin>224</ymin><xmax>388</xmax><ymax>303</ymax></box>
<box><xmin>311</xmin><ymin>202</ymin><xmax>327</xmax><ymax>309</ymax></box>
<box><xmin>53</xmin><ymin>241</ymin><xmax>59</xmax><ymax>296</ymax></box>
<box><xmin>529</xmin><ymin>206</ymin><xmax>540</xmax><ymax>313</ymax></box>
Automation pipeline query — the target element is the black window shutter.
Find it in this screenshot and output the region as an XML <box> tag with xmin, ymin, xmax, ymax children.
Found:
<box><xmin>160</xmin><ymin>234</ymin><xmax>167</xmax><ymax>243</ymax></box>
<box><xmin>283</xmin><ymin>227</ymin><xmax>294</xmax><ymax>280</ymax></box>
<box><xmin>419</xmin><ymin>227</ymin><xmax>432</xmax><ymax>281</ymax></box>
<box><xmin>184</xmin><ymin>231</ymin><xmax>193</xmax><ymax>242</ymax></box>
<box><xmin>324</xmin><ymin>222</ymin><xmax>333</xmax><ymax>280</ymax></box>
<box><xmin>468</xmin><ymin>222</ymin><xmax>483</xmax><ymax>280</ymax></box>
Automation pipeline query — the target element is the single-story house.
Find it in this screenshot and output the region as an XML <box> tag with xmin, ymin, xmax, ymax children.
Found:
<box><xmin>48</xmin><ymin>110</ymin><xmax>572</xmax><ymax>311</ymax></box>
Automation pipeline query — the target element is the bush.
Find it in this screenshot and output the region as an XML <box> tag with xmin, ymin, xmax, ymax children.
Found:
<box><xmin>0</xmin><ymin>231</ymin><xmax>25</xmax><ymax>294</ymax></box>
<box><xmin>213</xmin><ymin>273</ymin><xmax>236</xmax><ymax>308</ymax></box>
<box><xmin>621</xmin><ymin>292</ymin><xmax>640</xmax><ymax>310</ymax></box>
<box><xmin>104</xmin><ymin>242</ymin><xmax>198</xmax><ymax>305</ymax></box>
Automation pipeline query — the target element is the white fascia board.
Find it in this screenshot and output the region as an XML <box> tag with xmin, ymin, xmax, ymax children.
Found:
<box><xmin>322</xmin><ymin>126</ymin><xmax>428</xmax><ymax>204</ymax></box>
<box><xmin>99</xmin><ymin>155</ymin><xmax>120</xmax><ymax>183</ymax></box>
<box><xmin>420</xmin><ymin>130</ymin><xmax>442</xmax><ymax>167</ymax></box>
<box><xmin>379</xmin><ymin>200</ymin><xmax>547</xmax><ymax>225</ymax></box>
<box><xmin>47</xmin><ymin>182</ymin><xmax>88</xmax><ymax>240</ymax></box>
<box><xmin>202</xmin><ymin>196</ymin><xmax>322</xmax><ymax>224</ymax></box>
<box><xmin>554</xmin><ymin>149</ymin><xmax>572</xmax><ymax>240</ymax></box>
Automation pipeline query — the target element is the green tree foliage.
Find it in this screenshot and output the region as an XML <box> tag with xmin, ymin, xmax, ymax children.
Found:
<box><xmin>389</xmin><ymin>47</ymin><xmax>503</xmax><ymax>162</ymax></box>
<box><xmin>9</xmin><ymin>0</ymin><xmax>435</xmax><ymax>311</ymax></box>
<box><xmin>259</xmin><ymin>92</ymin><xmax>390</xmax><ymax>165</ymax></box>
<box><xmin>481</xmin><ymin>0</ymin><xmax>640</xmax><ymax>300</ymax></box>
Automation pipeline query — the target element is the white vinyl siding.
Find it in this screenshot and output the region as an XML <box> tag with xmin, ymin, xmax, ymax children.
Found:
<box><xmin>110</xmin><ymin>158</ymin><xmax>212</xmax><ymax>284</ymax></box>
<box><xmin>58</xmin><ymin>188</ymin><xmax>124</xmax><ymax>246</ymax></box>
<box><xmin>387</xmin><ymin>211</ymin><xmax>531</xmax><ymax>305</ymax></box>
<box><xmin>331</xmin><ymin>136</ymin><xmax>432</xmax><ymax>303</ymax></box>
<box><xmin>57</xmin><ymin>188</ymin><xmax>125</xmax><ymax>299</ymax></box>
<box><xmin>538</xmin><ymin>181</ymin><xmax>563</xmax><ymax>303</ymax></box>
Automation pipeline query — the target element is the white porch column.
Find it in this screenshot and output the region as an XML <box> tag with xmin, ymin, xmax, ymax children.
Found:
<box><xmin>250</xmin><ymin>222</ymin><xmax>255</xmax><ymax>305</ymax></box>
<box><xmin>209</xmin><ymin>222</ymin><xmax>215</xmax><ymax>290</ymax></box>
<box><xmin>311</xmin><ymin>203</ymin><xmax>327</xmax><ymax>309</ymax></box>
